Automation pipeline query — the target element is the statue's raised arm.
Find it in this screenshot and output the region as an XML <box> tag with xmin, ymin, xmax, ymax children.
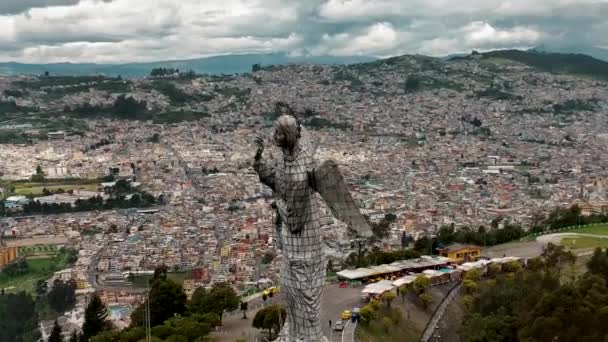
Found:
<box><xmin>312</xmin><ymin>159</ymin><xmax>373</xmax><ymax>238</ymax></box>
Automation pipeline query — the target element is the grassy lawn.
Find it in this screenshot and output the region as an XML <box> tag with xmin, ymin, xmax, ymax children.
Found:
<box><xmin>128</xmin><ymin>271</ymin><xmax>193</xmax><ymax>288</ymax></box>
<box><xmin>573</xmin><ymin>224</ymin><xmax>608</xmax><ymax>236</ymax></box>
<box><xmin>0</xmin><ymin>250</ymin><xmax>75</xmax><ymax>294</ymax></box>
<box><xmin>561</xmin><ymin>236</ymin><xmax>608</xmax><ymax>250</ymax></box>
<box><xmin>14</xmin><ymin>183</ymin><xmax>99</xmax><ymax>196</ymax></box>
<box><xmin>0</xmin><ymin>259</ymin><xmax>54</xmax><ymax>293</ymax></box>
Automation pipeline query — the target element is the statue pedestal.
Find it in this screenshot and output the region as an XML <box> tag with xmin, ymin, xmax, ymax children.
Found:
<box><xmin>274</xmin><ymin>321</ymin><xmax>329</xmax><ymax>342</ymax></box>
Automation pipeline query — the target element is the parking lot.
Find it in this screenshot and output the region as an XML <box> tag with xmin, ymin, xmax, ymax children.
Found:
<box><xmin>212</xmin><ymin>283</ymin><xmax>364</xmax><ymax>341</ymax></box>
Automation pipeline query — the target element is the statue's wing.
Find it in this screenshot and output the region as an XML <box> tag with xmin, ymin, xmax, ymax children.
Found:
<box><xmin>313</xmin><ymin>159</ymin><xmax>373</xmax><ymax>238</ymax></box>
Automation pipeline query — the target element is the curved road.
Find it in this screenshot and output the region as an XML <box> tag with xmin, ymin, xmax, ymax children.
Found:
<box><xmin>536</xmin><ymin>232</ymin><xmax>608</xmax><ymax>245</ymax></box>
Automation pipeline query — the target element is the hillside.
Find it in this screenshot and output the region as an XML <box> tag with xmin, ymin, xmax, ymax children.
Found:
<box><xmin>480</xmin><ymin>49</ymin><xmax>608</xmax><ymax>80</ymax></box>
<box><xmin>532</xmin><ymin>44</ymin><xmax>608</xmax><ymax>62</ymax></box>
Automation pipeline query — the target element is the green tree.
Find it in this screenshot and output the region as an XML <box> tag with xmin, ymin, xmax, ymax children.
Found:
<box><xmin>487</xmin><ymin>263</ymin><xmax>501</xmax><ymax>278</ymax></box>
<box><xmin>381</xmin><ymin>316</ymin><xmax>392</xmax><ymax>333</ymax></box>
<box><xmin>463</xmin><ymin>279</ymin><xmax>478</xmax><ymax>294</ymax></box>
<box><xmin>398</xmin><ymin>285</ymin><xmax>409</xmax><ymax>302</ymax></box>
<box><xmin>419</xmin><ymin>292</ymin><xmax>433</xmax><ymax>309</ymax></box>
<box><xmin>388</xmin><ymin>308</ymin><xmax>401</xmax><ymax>324</ymax></box>
<box><xmin>48</xmin><ymin>320</ymin><xmax>62</xmax><ymax>342</ymax></box>
<box><xmin>503</xmin><ymin>260</ymin><xmax>522</xmax><ymax>273</ymax></box>
<box><xmin>252</xmin><ymin>304</ymin><xmax>286</xmax><ymax>340</ymax></box>
<box><xmin>31</xmin><ymin>165</ymin><xmax>45</xmax><ymax>182</ymax></box>
<box><xmin>462</xmin><ymin>294</ymin><xmax>474</xmax><ymax>310</ymax></box>
<box><xmin>82</xmin><ymin>294</ymin><xmax>108</xmax><ymax>340</ymax></box>
<box><xmin>359</xmin><ymin>305</ymin><xmax>376</xmax><ymax>325</ymax></box>
<box><xmin>148</xmin><ymin>278</ymin><xmax>186</xmax><ymax>326</ymax></box>
<box><xmin>381</xmin><ymin>291</ymin><xmax>396</xmax><ymax>308</ymax></box>
<box><xmin>188</xmin><ymin>282</ymin><xmax>238</xmax><ymax>324</ymax></box>
<box><xmin>542</xmin><ymin>242</ymin><xmax>576</xmax><ymax>270</ymax></box>
<box><xmin>464</xmin><ymin>268</ymin><xmax>481</xmax><ymax>282</ymax></box>
<box><xmin>412</xmin><ymin>275</ymin><xmax>431</xmax><ymax>295</ymax></box>
<box><xmin>48</xmin><ymin>279</ymin><xmax>77</xmax><ymax>313</ymax></box>
<box><xmin>0</xmin><ymin>291</ymin><xmax>40</xmax><ymax>341</ymax></box>
<box><xmin>587</xmin><ymin>247</ymin><xmax>608</xmax><ymax>284</ymax></box>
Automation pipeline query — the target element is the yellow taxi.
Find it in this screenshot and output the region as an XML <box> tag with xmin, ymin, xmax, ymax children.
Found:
<box><xmin>263</xmin><ymin>286</ymin><xmax>280</xmax><ymax>296</ymax></box>
<box><xmin>341</xmin><ymin>310</ymin><xmax>352</xmax><ymax>321</ymax></box>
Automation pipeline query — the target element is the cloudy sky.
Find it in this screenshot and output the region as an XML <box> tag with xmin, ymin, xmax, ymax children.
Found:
<box><xmin>0</xmin><ymin>0</ymin><xmax>607</xmax><ymax>63</ymax></box>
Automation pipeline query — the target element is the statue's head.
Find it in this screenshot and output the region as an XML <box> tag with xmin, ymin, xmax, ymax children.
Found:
<box><xmin>273</xmin><ymin>115</ymin><xmax>301</xmax><ymax>149</ymax></box>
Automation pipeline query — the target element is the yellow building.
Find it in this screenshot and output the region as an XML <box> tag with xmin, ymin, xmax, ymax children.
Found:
<box><xmin>76</xmin><ymin>279</ymin><xmax>90</xmax><ymax>290</ymax></box>
<box><xmin>0</xmin><ymin>247</ymin><xmax>19</xmax><ymax>268</ymax></box>
<box><xmin>220</xmin><ymin>245</ymin><xmax>231</xmax><ymax>258</ymax></box>
<box><xmin>437</xmin><ymin>243</ymin><xmax>481</xmax><ymax>263</ymax></box>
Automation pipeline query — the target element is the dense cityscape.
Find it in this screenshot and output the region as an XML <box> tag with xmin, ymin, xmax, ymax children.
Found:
<box><xmin>2</xmin><ymin>47</ymin><xmax>608</xmax><ymax>341</ymax></box>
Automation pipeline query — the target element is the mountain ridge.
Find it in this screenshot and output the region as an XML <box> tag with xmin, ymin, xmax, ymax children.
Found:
<box><xmin>0</xmin><ymin>53</ymin><xmax>377</xmax><ymax>77</ymax></box>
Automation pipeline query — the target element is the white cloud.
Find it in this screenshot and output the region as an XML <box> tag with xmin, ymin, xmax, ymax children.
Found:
<box><xmin>0</xmin><ymin>0</ymin><xmax>606</xmax><ymax>62</ymax></box>
<box><xmin>463</xmin><ymin>21</ymin><xmax>542</xmax><ymax>46</ymax></box>
<box><xmin>313</xmin><ymin>22</ymin><xmax>401</xmax><ymax>56</ymax></box>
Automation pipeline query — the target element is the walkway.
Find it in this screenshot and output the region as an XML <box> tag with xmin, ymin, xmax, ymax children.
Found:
<box><xmin>420</xmin><ymin>282</ymin><xmax>462</xmax><ymax>342</ymax></box>
<box><xmin>342</xmin><ymin>319</ymin><xmax>356</xmax><ymax>342</ymax></box>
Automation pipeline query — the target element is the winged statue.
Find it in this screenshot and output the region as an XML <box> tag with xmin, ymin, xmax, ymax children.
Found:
<box><xmin>253</xmin><ymin>109</ymin><xmax>371</xmax><ymax>342</ymax></box>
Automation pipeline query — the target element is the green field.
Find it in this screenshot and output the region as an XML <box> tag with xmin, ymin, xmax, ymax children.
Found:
<box><xmin>14</xmin><ymin>183</ymin><xmax>99</xmax><ymax>196</ymax></box>
<box><xmin>128</xmin><ymin>271</ymin><xmax>192</xmax><ymax>288</ymax></box>
<box><xmin>572</xmin><ymin>224</ymin><xmax>608</xmax><ymax>236</ymax></box>
<box><xmin>0</xmin><ymin>249</ymin><xmax>75</xmax><ymax>294</ymax></box>
<box><xmin>561</xmin><ymin>236</ymin><xmax>608</xmax><ymax>250</ymax></box>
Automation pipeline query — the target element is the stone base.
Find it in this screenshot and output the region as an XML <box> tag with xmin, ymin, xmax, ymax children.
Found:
<box><xmin>274</xmin><ymin>322</ymin><xmax>328</xmax><ymax>342</ymax></box>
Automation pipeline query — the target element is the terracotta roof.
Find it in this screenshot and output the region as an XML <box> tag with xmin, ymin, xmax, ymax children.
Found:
<box><xmin>436</xmin><ymin>243</ymin><xmax>481</xmax><ymax>253</ymax></box>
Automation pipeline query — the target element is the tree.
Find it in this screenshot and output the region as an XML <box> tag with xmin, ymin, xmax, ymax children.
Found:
<box><xmin>82</xmin><ymin>294</ymin><xmax>108</xmax><ymax>340</ymax></box>
<box><xmin>419</xmin><ymin>292</ymin><xmax>433</xmax><ymax>309</ymax></box>
<box><xmin>487</xmin><ymin>263</ymin><xmax>501</xmax><ymax>278</ymax></box>
<box><xmin>358</xmin><ymin>305</ymin><xmax>376</xmax><ymax>326</ymax></box>
<box><xmin>587</xmin><ymin>247</ymin><xmax>608</xmax><ymax>284</ymax></box>
<box><xmin>0</xmin><ymin>291</ymin><xmax>40</xmax><ymax>342</ymax></box>
<box><xmin>398</xmin><ymin>285</ymin><xmax>409</xmax><ymax>302</ymax></box>
<box><xmin>382</xmin><ymin>316</ymin><xmax>392</xmax><ymax>333</ymax></box>
<box><xmin>146</xmin><ymin>277</ymin><xmax>187</xmax><ymax>326</ymax></box>
<box><xmin>381</xmin><ymin>291</ymin><xmax>396</xmax><ymax>308</ymax></box>
<box><xmin>462</xmin><ymin>294</ymin><xmax>474</xmax><ymax>310</ymax></box>
<box><xmin>502</xmin><ymin>260</ymin><xmax>522</xmax><ymax>273</ymax></box>
<box><xmin>464</xmin><ymin>279</ymin><xmax>478</xmax><ymax>294</ymax></box>
<box><xmin>412</xmin><ymin>275</ymin><xmax>431</xmax><ymax>295</ymax></box>
<box><xmin>188</xmin><ymin>282</ymin><xmax>238</xmax><ymax>324</ymax></box>
<box><xmin>240</xmin><ymin>302</ymin><xmax>248</xmax><ymax>319</ymax></box>
<box><xmin>31</xmin><ymin>165</ymin><xmax>45</xmax><ymax>182</ymax></box>
<box><xmin>48</xmin><ymin>320</ymin><xmax>62</xmax><ymax>342</ymax></box>
<box><xmin>252</xmin><ymin>304</ymin><xmax>286</xmax><ymax>340</ymax></box>
<box><xmin>464</xmin><ymin>269</ymin><xmax>481</xmax><ymax>282</ymax></box>
<box><xmin>48</xmin><ymin>279</ymin><xmax>77</xmax><ymax>313</ymax></box>
<box><xmin>542</xmin><ymin>242</ymin><xmax>576</xmax><ymax>270</ymax></box>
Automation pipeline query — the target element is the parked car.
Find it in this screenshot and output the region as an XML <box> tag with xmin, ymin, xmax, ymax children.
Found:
<box><xmin>333</xmin><ymin>320</ymin><xmax>345</xmax><ymax>331</ymax></box>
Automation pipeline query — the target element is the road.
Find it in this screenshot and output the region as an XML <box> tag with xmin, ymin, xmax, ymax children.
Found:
<box><xmin>211</xmin><ymin>283</ymin><xmax>364</xmax><ymax>342</ymax></box>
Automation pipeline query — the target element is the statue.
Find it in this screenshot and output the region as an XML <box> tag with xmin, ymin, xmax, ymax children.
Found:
<box><xmin>253</xmin><ymin>111</ymin><xmax>372</xmax><ymax>342</ymax></box>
